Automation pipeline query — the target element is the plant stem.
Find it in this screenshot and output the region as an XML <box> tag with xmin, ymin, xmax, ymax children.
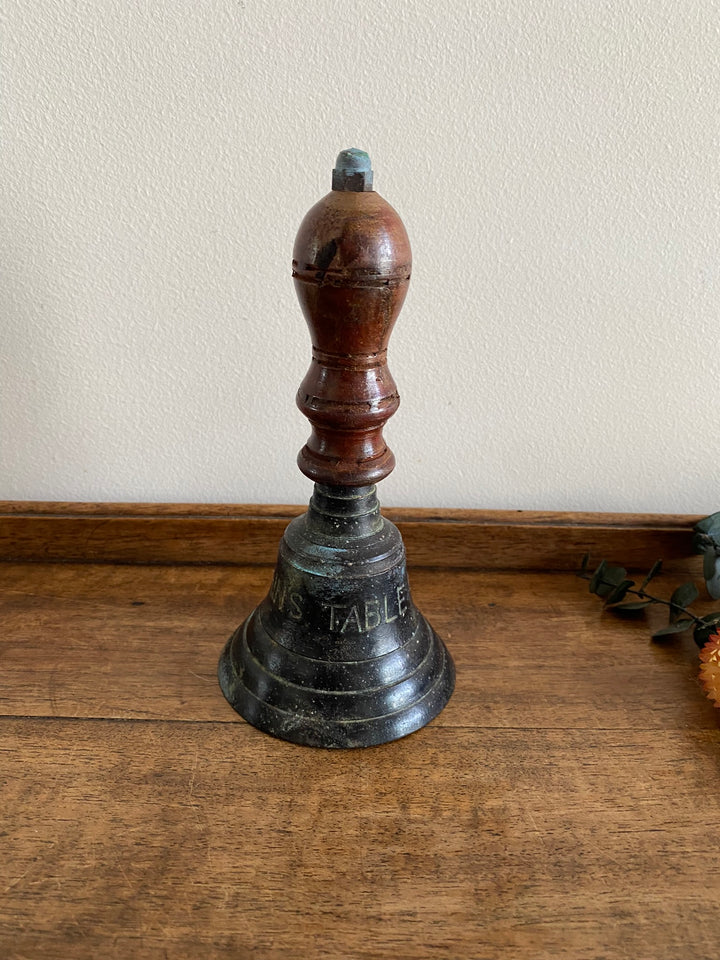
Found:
<box><xmin>577</xmin><ymin>572</ymin><xmax>705</xmax><ymax>625</ymax></box>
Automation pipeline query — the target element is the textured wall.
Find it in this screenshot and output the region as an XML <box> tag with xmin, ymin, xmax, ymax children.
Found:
<box><xmin>2</xmin><ymin>0</ymin><xmax>718</xmax><ymax>510</ymax></box>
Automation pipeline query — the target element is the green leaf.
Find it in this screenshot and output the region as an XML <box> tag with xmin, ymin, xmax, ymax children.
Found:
<box><xmin>694</xmin><ymin>512</ymin><xmax>720</xmax><ymax>537</ymax></box>
<box><xmin>606</xmin><ymin>599</ymin><xmax>652</xmax><ymax>617</ymax></box>
<box><xmin>595</xmin><ymin>564</ymin><xmax>628</xmax><ymax>598</ymax></box>
<box><xmin>698</xmin><ymin>612</ymin><xmax>720</xmax><ymax>624</ymax></box>
<box><xmin>579</xmin><ymin>553</ymin><xmax>590</xmax><ymax>577</ymax></box>
<box><xmin>705</xmin><ymin>556</ymin><xmax>720</xmax><ymax>601</ymax></box>
<box><xmin>669</xmin><ymin>582</ymin><xmax>699</xmax><ymax>621</ymax></box>
<box><xmin>693</xmin><ymin>613</ymin><xmax>720</xmax><ymax>648</ymax></box>
<box><xmin>604</xmin><ymin>579</ymin><xmax>635</xmax><ymax>605</ymax></box>
<box><xmin>703</xmin><ymin>549</ymin><xmax>717</xmax><ymax>581</ymax></box>
<box><xmin>652</xmin><ymin>619</ymin><xmax>694</xmax><ymax>640</ymax></box>
<box><xmin>640</xmin><ymin>559</ymin><xmax>663</xmax><ymax>593</ymax></box>
<box><xmin>693</xmin><ymin>532</ymin><xmax>712</xmax><ymax>554</ymax></box>
<box><xmin>588</xmin><ymin>560</ymin><xmax>607</xmax><ymax>595</ymax></box>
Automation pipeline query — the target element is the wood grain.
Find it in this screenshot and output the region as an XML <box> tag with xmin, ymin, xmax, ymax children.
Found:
<box><xmin>3</xmin><ymin>719</ymin><xmax>720</xmax><ymax>959</ymax></box>
<box><xmin>293</xmin><ymin>186</ymin><xmax>411</xmax><ymax>485</ymax></box>
<box><xmin>0</xmin><ymin>562</ymin><xmax>717</xmax><ymax>731</ymax></box>
<box><xmin>2</xmin><ymin>522</ymin><xmax>720</xmax><ymax>958</ymax></box>
<box><xmin>0</xmin><ymin>501</ymin><xmax>702</xmax><ymax>570</ymax></box>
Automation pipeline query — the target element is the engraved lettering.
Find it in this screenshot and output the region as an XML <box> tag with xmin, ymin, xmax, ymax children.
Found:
<box><xmin>325</xmin><ymin>590</ymin><xmax>408</xmax><ymax>635</ymax></box>
<box><xmin>396</xmin><ymin>584</ymin><xmax>408</xmax><ymax>617</ymax></box>
<box><xmin>328</xmin><ymin>604</ymin><xmax>344</xmax><ymax>631</ymax></box>
<box><xmin>383</xmin><ymin>594</ymin><xmax>398</xmax><ymax>623</ymax></box>
<box><xmin>341</xmin><ymin>605</ymin><xmax>363</xmax><ymax>633</ymax></box>
<box><xmin>364</xmin><ymin>597</ymin><xmax>381</xmax><ymax>631</ymax></box>
<box><xmin>269</xmin><ymin>575</ymin><xmax>306</xmax><ymax>623</ymax></box>
<box><xmin>289</xmin><ymin>592</ymin><xmax>304</xmax><ymax>621</ymax></box>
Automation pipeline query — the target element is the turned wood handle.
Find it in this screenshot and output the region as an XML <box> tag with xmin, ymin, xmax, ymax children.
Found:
<box><xmin>292</xmin><ymin>149</ymin><xmax>412</xmax><ymax>486</ymax></box>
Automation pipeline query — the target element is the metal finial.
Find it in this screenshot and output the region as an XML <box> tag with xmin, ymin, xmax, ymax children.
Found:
<box><xmin>332</xmin><ymin>148</ymin><xmax>374</xmax><ymax>192</ymax></box>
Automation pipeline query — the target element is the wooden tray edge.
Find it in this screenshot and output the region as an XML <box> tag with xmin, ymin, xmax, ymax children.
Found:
<box><xmin>0</xmin><ymin>501</ymin><xmax>702</xmax><ymax>571</ymax></box>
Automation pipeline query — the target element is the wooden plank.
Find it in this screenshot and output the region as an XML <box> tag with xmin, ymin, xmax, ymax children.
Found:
<box><xmin>1</xmin><ymin>562</ymin><xmax>716</xmax><ymax>730</ymax></box>
<box><xmin>2</xmin><ymin>718</ymin><xmax>720</xmax><ymax>959</ymax></box>
<box><xmin>0</xmin><ymin>501</ymin><xmax>702</xmax><ymax>570</ymax></box>
<box><xmin>3</xmin><ymin>553</ymin><xmax>720</xmax><ymax>958</ymax></box>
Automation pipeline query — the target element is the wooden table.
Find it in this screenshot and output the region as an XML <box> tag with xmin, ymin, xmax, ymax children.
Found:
<box><xmin>2</xmin><ymin>503</ymin><xmax>720</xmax><ymax>959</ymax></box>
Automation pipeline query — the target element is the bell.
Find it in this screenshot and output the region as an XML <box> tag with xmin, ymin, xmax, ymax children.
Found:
<box><xmin>218</xmin><ymin>149</ymin><xmax>455</xmax><ymax>748</ymax></box>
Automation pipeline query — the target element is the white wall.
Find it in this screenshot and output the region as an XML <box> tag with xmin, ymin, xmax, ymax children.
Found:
<box><xmin>2</xmin><ymin>0</ymin><xmax>718</xmax><ymax>511</ymax></box>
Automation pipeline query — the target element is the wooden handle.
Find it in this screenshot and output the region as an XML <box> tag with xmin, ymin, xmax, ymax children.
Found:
<box><xmin>292</xmin><ymin>150</ymin><xmax>412</xmax><ymax>486</ymax></box>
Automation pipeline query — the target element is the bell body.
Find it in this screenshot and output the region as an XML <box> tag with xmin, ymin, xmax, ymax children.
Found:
<box><xmin>218</xmin><ymin>150</ymin><xmax>455</xmax><ymax>748</ymax></box>
<box><xmin>218</xmin><ymin>486</ymin><xmax>454</xmax><ymax>748</ymax></box>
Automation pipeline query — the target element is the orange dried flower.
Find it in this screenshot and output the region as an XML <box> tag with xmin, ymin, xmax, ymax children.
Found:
<box><xmin>699</xmin><ymin>630</ymin><xmax>720</xmax><ymax>707</ymax></box>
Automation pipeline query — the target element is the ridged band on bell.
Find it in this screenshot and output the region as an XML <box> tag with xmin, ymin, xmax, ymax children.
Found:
<box><xmin>217</xmin><ymin>486</ymin><xmax>455</xmax><ymax>748</ymax></box>
<box><xmin>292</xmin><ymin>189</ymin><xmax>411</xmax><ymax>487</ymax></box>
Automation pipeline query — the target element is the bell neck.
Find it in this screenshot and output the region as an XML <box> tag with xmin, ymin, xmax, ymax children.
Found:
<box><xmin>307</xmin><ymin>484</ymin><xmax>384</xmax><ymax>539</ymax></box>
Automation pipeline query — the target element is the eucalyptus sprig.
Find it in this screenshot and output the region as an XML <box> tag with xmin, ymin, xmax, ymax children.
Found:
<box><xmin>579</xmin><ymin>513</ymin><xmax>720</xmax><ymax>711</ymax></box>
<box><xmin>578</xmin><ymin>554</ymin><xmax>720</xmax><ymax>647</ymax></box>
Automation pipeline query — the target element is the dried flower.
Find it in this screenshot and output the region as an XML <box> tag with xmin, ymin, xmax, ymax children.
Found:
<box><xmin>699</xmin><ymin>630</ymin><xmax>720</xmax><ymax>707</ymax></box>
